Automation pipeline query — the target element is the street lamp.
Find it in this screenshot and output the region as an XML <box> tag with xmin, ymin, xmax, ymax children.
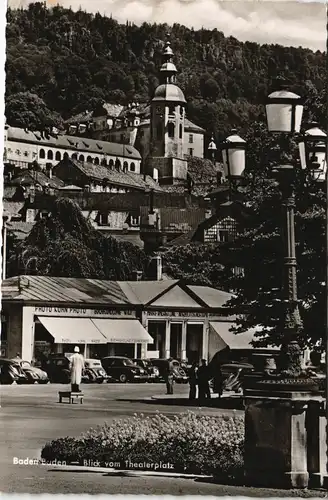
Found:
<box><xmin>266</xmin><ymin>89</ymin><xmax>303</xmax><ymax>133</ymax></box>
<box><xmin>221</xmin><ymin>129</ymin><xmax>246</xmax><ymax>179</ymax></box>
<box><xmin>299</xmin><ymin>125</ymin><xmax>327</xmax><ymax>182</ymax></box>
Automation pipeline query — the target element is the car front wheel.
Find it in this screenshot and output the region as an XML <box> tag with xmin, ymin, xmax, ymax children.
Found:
<box><xmin>119</xmin><ymin>373</ymin><xmax>127</xmax><ymax>383</ymax></box>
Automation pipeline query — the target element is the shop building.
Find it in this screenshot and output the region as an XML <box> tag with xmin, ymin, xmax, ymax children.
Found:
<box><xmin>1</xmin><ymin>275</ymin><xmax>253</xmax><ymax>363</ymax></box>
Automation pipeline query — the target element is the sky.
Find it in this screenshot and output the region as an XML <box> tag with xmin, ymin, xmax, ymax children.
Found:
<box><xmin>6</xmin><ymin>0</ymin><xmax>327</xmax><ymax>52</ymax></box>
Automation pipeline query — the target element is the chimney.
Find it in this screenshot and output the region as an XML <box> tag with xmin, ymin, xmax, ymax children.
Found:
<box><xmin>149</xmin><ymin>255</ymin><xmax>162</xmax><ymax>281</ymax></box>
<box><xmin>132</xmin><ymin>270</ymin><xmax>143</xmax><ymax>281</ymax></box>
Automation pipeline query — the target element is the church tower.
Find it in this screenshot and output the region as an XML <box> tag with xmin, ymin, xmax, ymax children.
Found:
<box><xmin>149</xmin><ymin>37</ymin><xmax>188</xmax><ymax>184</ymax></box>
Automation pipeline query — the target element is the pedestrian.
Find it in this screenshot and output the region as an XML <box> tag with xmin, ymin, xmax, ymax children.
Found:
<box><xmin>165</xmin><ymin>357</ymin><xmax>174</xmax><ymax>395</ymax></box>
<box><xmin>69</xmin><ymin>346</ymin><xmax>84</xmax><ymax>393</ymax></box>
<box><xmin>189</xmin><ymin>361</ymin><xmax>198</xmax><ymax>400</ymax></box>
<box><xmin>198</xmin><ymin>359</ymin><xmax>211</xmax><ymax>401</ymax></box>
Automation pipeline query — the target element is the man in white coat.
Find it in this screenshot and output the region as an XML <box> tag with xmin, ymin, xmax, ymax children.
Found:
<box><xmin>70</xmin><ymin>346</ymin><xmax>84</xmax><ymax>392</ymax></box>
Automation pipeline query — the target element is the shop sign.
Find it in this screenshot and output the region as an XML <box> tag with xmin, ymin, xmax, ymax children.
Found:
<box><xmin>61</xmin><ymin>338</ymin><xmax>103</xmax><ymax>344</ymax></box>
<box><xmin>148</xmin><ymin>310</ymin><xmax>205</xmax><ymax>318</ymax></box>
<box><xmin>34</xmin><ymin>307</ymin><xmax>136</xmax><ymax>317</ymax></box>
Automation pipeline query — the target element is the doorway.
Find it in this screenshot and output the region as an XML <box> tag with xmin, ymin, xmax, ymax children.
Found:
<box><xmin>186</xmin><ymin>323</ymin><xmax>203</xmax><ymax>363</ymax></box>
<box><xmin>170</xmin><ymin>323</ymin><xmax>182</xmax><ymax>359</ymax></box>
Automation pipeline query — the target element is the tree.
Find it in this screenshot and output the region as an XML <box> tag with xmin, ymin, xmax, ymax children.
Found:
<box><xmin>8</xmin><ymin>198</ymin><xmax>147</xmax><ymax>280</ymax></box>
<box><xmin>6</xmin><ymin>92</ymin><xmax>63</xmax><ymax>132</ymax></box>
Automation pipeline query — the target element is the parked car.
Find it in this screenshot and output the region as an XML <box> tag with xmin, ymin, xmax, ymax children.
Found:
<box><xmin>216</xmin><ymin>362</ymin><xmax>254</xmax><ymax>394</ymax></box>
<box><xmin>150</xmin><ymin>359</ymin><xmax>188</xmax><ymax>384</ymax></box>
<box><xmin>12</xmin><ymin>360</ymin><xmax>49</xmax><ymax>384</ymax></box>
<box><xmin>0</xmin><ymin>359</ymin><xmax>29</xmax><ymax>385</ymax></box>
<box><xmin>101</xmin><ymin>356</ymin><xmax>149</xmax><ymax>383</ymax></box>
<box><xmin>83</xmin><ymin>358</ymin><xmax>110</xmax><ymax>383</ymax></box>
<box><xmin>133</xmin><ymin>359</ymin><xmax>160</xmax><ymax>382</ymax></box>
<box><xmin>43</xmin><ymin>355</ymin><xmax>89</xmax><ymax>384</ymax></box>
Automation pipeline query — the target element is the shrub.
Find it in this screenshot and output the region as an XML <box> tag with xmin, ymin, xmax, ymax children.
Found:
<box><xmin>41</xmin><ymin>411</ymin><xmax>244</xmax><ymax>479</ymax></box>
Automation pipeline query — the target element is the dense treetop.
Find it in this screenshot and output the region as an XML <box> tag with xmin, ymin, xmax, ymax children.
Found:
<box><xmin>6</xmin><ymin>2</ymin><xmax>326</xmax><ymax>139</ymax></box>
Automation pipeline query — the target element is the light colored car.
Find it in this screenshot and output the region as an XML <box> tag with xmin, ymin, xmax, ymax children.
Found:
<box><xmin>13</xmin><ymin>360</ymin><xmax>49</xmax><ymax>384</ymax></box>
<box><xmin>83</xmin><ymin>359</ymin><xmax>109</xmax><ymax>383</ymax></box>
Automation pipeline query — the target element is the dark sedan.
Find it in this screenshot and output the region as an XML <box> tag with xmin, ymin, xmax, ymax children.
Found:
<box><xmin>133</xmin><ymin>359</ymin><xmax>160</xmax><ymax>382</ymax></box>
<box><xmin>101</xmin><ymin>356</ymin><xmax>149</xmax><ymax>383</ymax></box>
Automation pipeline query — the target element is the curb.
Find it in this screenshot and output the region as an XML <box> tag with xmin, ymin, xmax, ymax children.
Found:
<box><xmin>41</xmin><ymin>463</ymin><xmax>213</xmax><ymax>479</ymax></box>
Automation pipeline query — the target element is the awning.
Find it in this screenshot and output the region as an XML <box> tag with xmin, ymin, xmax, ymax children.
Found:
<box><xmin>91</xmin><ymin>319</ymin><xmax>154</xmax><ymax>344</ymax></box>
<box><xmin>209</xmin><ymin>322</ymin><xmax>257</xmax><ymax>351</ymax></box>
<box><xmin>37</xmin><ymin>316</ymin><xmax>108</xmax><ymax>344</ymax></box>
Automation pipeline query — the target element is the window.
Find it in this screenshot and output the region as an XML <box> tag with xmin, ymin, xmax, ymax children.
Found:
<box><xmin>109</xmin><ymin>159</ymin><xmax>114</xmax><ymax>169</ymax></box>
<box><xmin>123</xmin><ymin>161</ymin><xmax>128</xmax><ymax>172</ymax></box>
<box><xmin>79</xmin><ymin>154</ymin><xmax>85</xmax><ymax>162</ymax></box>
<box><xmin>72</xmin><ymin>153</ymin><xmax>78</xmax><ymax>160</ymax></box>
<box><xmin>101</xmin><ymin>158</ymin><xmax>107</xmax><ymax>166</ymax></box>
<box><xmin>94</xmin><ymin>157</ymin><xmax>100</xmax><ymax>165</ymax></box>
<box><xmin>217</xmin><ymin>217</ymin><xmax>237</xmax><ymax>242</ymax></box>
<box><xmin>15</xmin><ymin>149</ymin><xmax>21</xmax><ymax>156</ymax></box>
<box><xmin>24</xmin><ymin>151</ymin><xmax>28</xmax><ymax>157</ymax></box>
<box><xmin>99</xmin><ymin>213</ymin><xmax>108</xmax><ymax>225</ymax></box>
<box><xmin>179</xmin><ymin>124</ymin><xmax>183</xmax><ymax>139</ymax></box>
<box><xmin>47</xmin><ymin>150</ymin><xmax>53</xmax><ymax>160</ymax></box>
<box><xmin>168</xmin><ymin>105</ymin><xmax>175</xmax><ymax>115</ymax></box>
<box><xmin>130</xmin><ymin>162</ymin><xmax>135</xmax><ymax>172</ymax></box>
<box><xmin>168</xmin><ymin>123</ymin><xmax>175</xmax><ymax>138</ymax></box>
<box><xmin>55</xmin><ymin>151</ymin><xmax>61</xmax><ymax>161</ymax></box>
<box><xmin>63</xmin><ymin>152</ymin><xmax>69</xmax><ymax>160</ymax></box>
<box><xmin>189</xmin><ymin>134</ymin><xmax>193</xmax><ymax>143</ymax></box>
<box><xmin>217</xmin><ymin>230</ymin><xmax>230</xmax><ymax>242</ymax></box>
<box><xmin>188</xmin><ymin>148</ymin><xmax>193</xmax><ymax>156</ymax></box>
<box><xmin>115</xmin><ymin>159</ymin><xmax>121</xmax><ymax>171</ymax></box>
<box><xmin>87</xmin><ymin>156</ymin><xmax>92</xmax><ymax>163</ymax></box>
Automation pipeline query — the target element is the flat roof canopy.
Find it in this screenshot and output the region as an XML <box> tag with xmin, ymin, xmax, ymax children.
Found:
<box><xmin>91</xmin><ymin>319</ymin><xmax>154</xmax><ymax>344</ymax></box>
<box><xmin>38</xmin><ymin>316</ymin><xmax>154</xmax><ymax>344</ymax></box>
<box><xmin>38</xmin><ymin>316</ymin><xmax>108</xmax><ymax>344</ymax></box>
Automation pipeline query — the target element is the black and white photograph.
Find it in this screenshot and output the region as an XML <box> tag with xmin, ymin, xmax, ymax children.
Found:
<box><xmin>1</xmin><ymin>0</ymin><xmax>328</xmax><ymax>496</ymax></box>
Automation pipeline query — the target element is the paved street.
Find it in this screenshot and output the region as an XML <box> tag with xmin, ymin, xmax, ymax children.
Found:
<box><xmin>0</xmin><ymin>383</ymin><xmax>326</xmax><ymax>496</ymax></box>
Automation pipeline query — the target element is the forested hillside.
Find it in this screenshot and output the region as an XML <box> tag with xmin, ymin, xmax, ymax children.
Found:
<box><xmin>6</xmin><ymin>2</ymin><xmax>326</xmax><ymax>140</ymax></box>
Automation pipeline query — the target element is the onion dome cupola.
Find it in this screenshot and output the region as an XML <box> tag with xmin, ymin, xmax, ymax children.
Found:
<box><xmin>152</xmin><ymin>37</ymin><xmax>186</xmax><ymax>104</ymax></box>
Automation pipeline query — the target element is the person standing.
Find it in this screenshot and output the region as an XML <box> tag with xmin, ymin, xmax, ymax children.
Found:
<box><xmin>70</xmin><ymin>346</ymin><xmax>84</xmax><ymax>393</ymax></box>
<box><xmin>198</xmin><ymin>359</ymin><xmax>211</xmax><ymax>401</ymax></box>
<box><xmin>213</xmin><ymin>365</ymin><xmax>223</xmax><ymax>399</ymax></box>
<box><xmin>166</xmin><ymin>358</ymin><xmax>174</xmax><ymax>395</ymax></box>
<box><xmin>189</xmin><ymin>361</ymin><xmax>198</xmax><ymax>400</ymax></box>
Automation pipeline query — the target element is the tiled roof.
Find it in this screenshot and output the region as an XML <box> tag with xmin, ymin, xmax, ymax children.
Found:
<box><xmin>102</xmin><ymin>104</ymin><xmax>125</xmax><ymax>117</ymax></box>
<box><xmin>184</xmin><ymin>118</ymin><xmax>205</xmax><ymax>133</ymax></box>
<box><xmin>140</xmin><ymin>206</ymin><xmax>206</xmax><ymax>232</ymax></box>
<box><xmin>166</xmin><ymin>229</ymin><xmax>198</xmax><ymax>247</ymax></box>
<box><xmin>6</xmin><ymin>221</ymin><xmax>36</xmax><ymax>240</ymax></box>
<box><xmin>2</xmin><ymin>276</ymin><xmax>232</xmax><ymax>309</ymax></box>
<box><xmin>187</xmin><ymin>285</ymin><xmax>233</xmax><ymax>308</ymax></box>
<box><xmin>110</xmin><ymin>233</ymin><xmax>144</xmax><ymax>248</ymax></box>
<box><xmin>58</xmin><ymin>184</ymin><xmax>83</xmax><ymax>191</ymax></box>
<box><xmin>58</xmin><ymin>158</ymin><xmax>162</xmax><ymax>191</ymax></box>
<box><xmin>3</xmin><ymin>201</ymin><xmax>24</xmax><ymax>218</ymax></box>
<box><xmin>7</xmin><ymin>127</ymin><xmax>141</xmax><ymax>160</ymax></box>
<box><xmin>2</xmin><ymin>276</ymin><xmax>131</xmax><ymax>304</ymax></box>
<box><xmin>10</xmin><ymin>170</ymin><xmax>64</xmax><ymax>189</ymax></box>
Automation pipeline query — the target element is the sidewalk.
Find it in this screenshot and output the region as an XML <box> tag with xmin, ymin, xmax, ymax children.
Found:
<box><xmin>147</xmin><ymin>392</ymin><xmax>245</xmax><ymax>409</ymax></box>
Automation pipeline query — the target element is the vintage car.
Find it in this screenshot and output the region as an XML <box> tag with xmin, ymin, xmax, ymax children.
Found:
<box><xmin>12</xmin><ymin>359</ymin><xmax>49</xmax><ymax>384</ymax></box>
<box><xmin>133</xmin><ymin>359</ymin><xmax>160</xmax><ymax>382</ymax></box>
<box><xmin>101</xmin><ymin>356</ymin><xmax>149</xmax><ymax>383</ymax></box>
<box><xmin>0</xmin><ymin>359</ymin><xmax>29</xmax><ymax>385</ymax></box>
<box><xmin>83</xmin><ymin>358</ymin><xmax>110</xmax><ymax>383</ymax></box>
<box><xmin>150</xmin><ymin>358</ymin><xmax>188</xmax><ymax>384</ymax></box>
<box><xmin>43</xmin><ymin>355</ymin><xmax>89</xmax><ymax>384</ymax></box>
<box><xmin>211</xmin><ymin>361</ymin><xmax>255</xmax><ymax>394</ymax></box>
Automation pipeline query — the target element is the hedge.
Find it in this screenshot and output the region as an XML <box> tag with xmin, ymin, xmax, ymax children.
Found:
<box><xmin>41</xmin><ymin>411</ymin><xmax>244</xmax><ymax>479</ymax></box>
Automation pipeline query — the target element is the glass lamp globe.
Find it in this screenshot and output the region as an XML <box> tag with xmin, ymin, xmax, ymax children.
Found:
<box><xmin>299</xmin><ymin>126</ymin><xmax>327</xmax><ymax>181</ymax></box>
<box><xmin>266</xmin><ymin>90</ymin><xmax>303</xmax><ymax>133</ymax></box>
<box><xmin>222</xmin><ymin>130</ymin><xmax>246</xmax><ymax>178</ymax></box>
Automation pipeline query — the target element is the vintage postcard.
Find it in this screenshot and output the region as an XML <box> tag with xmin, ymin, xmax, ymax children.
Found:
<box><xmin>1</xmin><ymin>0</ymin><xmax>328</xmax><ymax>496</ymax></box>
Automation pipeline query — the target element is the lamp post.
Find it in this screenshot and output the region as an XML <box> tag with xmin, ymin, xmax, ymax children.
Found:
<box><xmin>224</xmin><ymin>85</ymin><xmax>326</xmax><ymax>489</ymax></box>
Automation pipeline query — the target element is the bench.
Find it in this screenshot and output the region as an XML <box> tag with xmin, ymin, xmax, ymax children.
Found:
<box><xmin>58</xmin><ymin>391</ymin><xmax>84</xmax><ymax>404</ymax></box>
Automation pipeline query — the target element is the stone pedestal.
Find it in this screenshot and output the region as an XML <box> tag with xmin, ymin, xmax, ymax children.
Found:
<box><xmin>243</xmin><ymin>375</ymin><xmax>322</xmax><ymax>489</ymax></box>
